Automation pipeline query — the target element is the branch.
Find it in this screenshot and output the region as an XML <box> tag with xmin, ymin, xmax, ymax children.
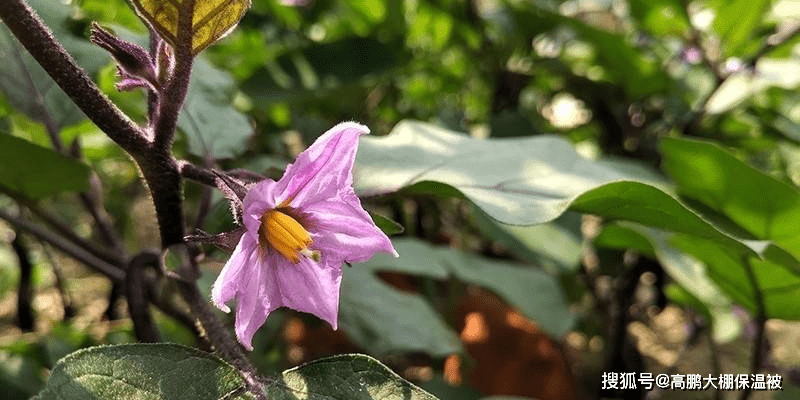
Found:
<box><xmin>152</xmin><ymin>0</ymin><xmax>196</xmax><ymax>150</ymax></box>
<box><xmin>10</xmin><ymin>194</ymin><xmax>124</xmax><ymax>266</ymax></box>
<box><xmin>0</xmin><ymin>209</ymin><xmax>125</xmax><ymax>281</ymax></box>
<box><xmin>0</xmin><ymin>0</ymin><xmax>148</xmax><ymax>154</ymax></box>
<box><xmin>178</xmin><ymin>160</ymin><xmax>218</xmax><ymax>187</ymax></box>
<box><xmin>126</xmin><ymin>251</ymin><xmax>161</xmax><ymax>343</ymax></box>
<box><xmin>10</xmin><ymin>233</ymin><xmax>35</xmax><ymax>331</ymax></box>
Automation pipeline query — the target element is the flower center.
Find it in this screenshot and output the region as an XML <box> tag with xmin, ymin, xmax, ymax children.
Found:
<box><xmin>259</xmin><ymin>209</ymin><xmax>318</xmax><ymax>263</ymax></box>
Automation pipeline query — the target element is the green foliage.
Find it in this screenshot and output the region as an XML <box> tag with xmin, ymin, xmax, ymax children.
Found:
<box><xmin>6</xmin><ymin>0</ymin><xmax>800</xmax><ymax>398</ymax></box>
<box><xmin>348</xmin><ymin>238</ymin><xmax>574</xmax><ymax>340</ymax></box>
<box><xmin>33</xmin><ymin>345</ymin><xmax>436</xmax><ymax>400</ymax></box>
<box><xmin>0</xmin><ymin>0</ymin><xmax>105</xmax><ymax>128</ymax></box>
<box><xmin>0</xmin><ymin>134</ymin><xmax>89</xmax><ymax>198</ymax></box>
<box><xmin>179</xmin><ymin>58</ymin><xmax>254</xmax><ymax>159</ymax></box>
<box><xmin>268</xmin><ymin>354</ymin><xmax>438</xmax><ymax>399</ymax></box>
<box><xmin>33</xmin><ymin>344</ymin><xmax>253</xmax><ymax>400</ymax></box>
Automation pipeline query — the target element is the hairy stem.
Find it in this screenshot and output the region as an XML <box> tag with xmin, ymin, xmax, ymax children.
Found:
<box><xmin>152</xmin><ymin>0</ymin><xmax>195</xmax><ymax>150</ymax></box>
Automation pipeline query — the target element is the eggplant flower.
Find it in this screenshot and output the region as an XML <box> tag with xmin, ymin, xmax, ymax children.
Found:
<box><xmin>212</xmin><ymin>122</ymin><xmax>397</xmax><ymax>350</ymax></box>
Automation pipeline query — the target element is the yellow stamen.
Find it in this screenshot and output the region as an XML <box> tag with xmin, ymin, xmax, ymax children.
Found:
<box><xmin>259</xmin><ymin>209</ymin><xmax>313</xmax><ymax>263</ymax></box>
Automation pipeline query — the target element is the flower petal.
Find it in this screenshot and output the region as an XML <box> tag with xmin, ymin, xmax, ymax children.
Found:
<box><xmin>262</xmin><ymin>253</ymin><xmax>343</xmax><ymax>329</ymax></box>
<box><xmin>241</xmin><ymin>179</ymin><xmax>281</xmax><ymax>234</ymax></box>
<box><xmin>279</xmin><ymin>122</ymin><xmax>369</xmax><ymax>207</ymax></box>
<box><xmin>211</xmin><ymin>234</ymin><xmax>258</xmax><ymax>313</ymax></box>
<box><xmin>305</xmin><ymin>189</ymin><xmax>397</xmax><ymax>265</ymax></box>
<box><xmin>233</xmin><ymin>251</ymin><xmax>269</xmax><ymax>350</ymax></box>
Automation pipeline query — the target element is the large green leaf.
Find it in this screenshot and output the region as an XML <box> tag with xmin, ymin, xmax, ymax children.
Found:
<box><xmin>353</xmin><ymin>238</ymin><xmax>574</xmax><ymax>338</ymax></box>
<box><xmin>0</xmin><ymin>134</ymin><xmax>90</xmax><ymax>198</ymax></box>
<box><xmin>0</xmin><ymin>0</ymin><xmax>106</xmax><ymax>128</ymax></box>
<box><xmin>32</xmin><ymin>344</ymin><xmax>253</xmax><ymax>400</ymax></box>
<box><xmin>661</xmin><ymin>137</ymin><xmax>800</xmax><ymax>257</ymax></box>
<box><xmin>267</xmin><ymin>354</ymin><xmax>438</xmax><ymax>400</ymax></box>
<box><xmin>354</xmin><ymin>121</ymin><xmax>768</xmax><ymax>257</ymax></box>
<box><xmin>178</xmin><ymin>57</ymin><xmax>253</xmax><ymax>159</ymax></box>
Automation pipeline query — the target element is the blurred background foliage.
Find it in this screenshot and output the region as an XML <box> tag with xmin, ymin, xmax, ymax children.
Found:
<box><xmin>2</xmin><ymin>0</ymin><xmax>800</xmax><ymax>399</ymax></box>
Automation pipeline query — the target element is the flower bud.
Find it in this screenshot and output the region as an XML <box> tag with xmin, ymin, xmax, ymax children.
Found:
<box><xmin>89</xmin><ymin>23</ymin><xmax>159</xmax><ymax>91</ymax></box>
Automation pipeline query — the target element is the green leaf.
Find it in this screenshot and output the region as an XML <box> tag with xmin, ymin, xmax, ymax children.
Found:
<box><xmin>369</xmin><ymin>212</ymin><xmax>405</xmax><ymax>236</ymax></box>
<box><xmin>671</xmin><ymin>235</ymin><xmax>800</xmax><ymax>321</ymax></box>
<box><xmin>178</xmin><ymin>57</ymin><xmax>253</xmax><ymax>159</ymax></box>
<box><xmin>0</xmin><ymin>134</ymin><xmax>89</xmax><ymax>198</ymax></box>
<box><xmin>355</xmin><ymin>238</ymin><xmax>575</xmax><ymax>338</ymax></box>
<box><xmin>33</xmin><ymin>343</ymin><xmax>252</xmax><ymax>400</ymax></box>
<box><xmin>0</xmin><ymin>0</ymin><xmax>106</xmax><ymax>128</ymax></box>
<box><xmin>0</xmin><ymin>351</ymin><xmax>45</xmax><ymax>399</ymax></box>
<box><xmin>712</xmin><ymin>0</ymin><xmax>772</xmax><ymax>57</ymax></box>
<box><xmin>340</xmin><ymin>266</ymin><xmax>463</xmax><ymax>358</ymax></box>
<box><xmin>355</xmin><ymin>121</ymin><xmax>768</xmax><ymax>257</ymax></box>
<box><xmin>661</xmin><ymin>137</ymin><xmax>800</xmax><ymax>258</ymax></box>
<box><xmin>471</xmin><ymin>209</ymin><xmax>582</xmax><ymax>273</ymax></box>
<box><xmin>267</xmin><ymin>354</ymin><xmax>438</xmax><ymax>400</ymax></box>
<box><xmin>130</xmin><ymin>0</ymin><xmax>251</xmax><ymax>54</ymax></box>
<box><xmin>628</xmin><ymin>0</ymin><xmax>689</xmax><ymax>36</ymax></box>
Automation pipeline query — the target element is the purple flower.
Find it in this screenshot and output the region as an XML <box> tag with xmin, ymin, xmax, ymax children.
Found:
<box><xmin>212</xmin><ymin>122</ymin><xmax>397</xmax><ymax>350</ymax></box>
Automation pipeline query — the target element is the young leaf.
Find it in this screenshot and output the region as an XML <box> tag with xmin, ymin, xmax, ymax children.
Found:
<box><xmin>130</xmin><ymin>0</ymin><xmax>251</xmax><ymax>54</ymax></box>
<box><xmin>32</xmin><ymin>344</ymin><xmax>252</xmax><ymax>400</ymax></box>
<box><xmin>267</xmin><ymin>354</ymin><xmax>439</xmax><ymax>400</ymax></box>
